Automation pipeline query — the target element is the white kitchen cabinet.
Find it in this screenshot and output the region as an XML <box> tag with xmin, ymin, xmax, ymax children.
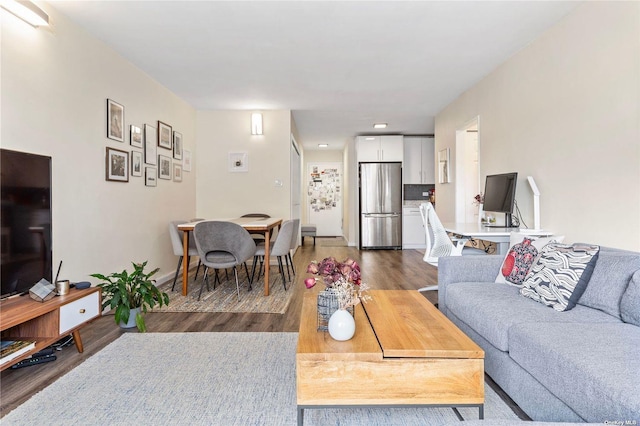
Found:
<box><xmin>403</xmin><ymin>136</ymin><xmax>435</xmax><ymax>184</ymax></box>
<box><xmin>402</xmin><ymin>206</ymin><xmax>426</xmax><ymax>249</ymax></box>
<box><xmin>356</xmin><ymin>136</ymin><xmax>403</xmax><ymax>162</ymax></box>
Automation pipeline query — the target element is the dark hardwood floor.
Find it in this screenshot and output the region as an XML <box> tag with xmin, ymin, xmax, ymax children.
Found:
<box><xmin>1</xmin><ymin>244</ymin><xmax>526</xmax><ymax>420</ymax></box>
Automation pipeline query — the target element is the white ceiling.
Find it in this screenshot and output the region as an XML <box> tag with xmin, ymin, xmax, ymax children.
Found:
<box><xmin>48</xmin><ymin>1</ymin><xmax>579</xmax><ymax>151</ymax></box>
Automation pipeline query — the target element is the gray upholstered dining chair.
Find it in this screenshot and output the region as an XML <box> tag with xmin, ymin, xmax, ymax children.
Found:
<box><xmin>250</xmin><ymin>219</ymin><xmax>295</xmax><ymax>291</ymax></box>
<box><xmin>169</xmin><ymin>220</ymin><xmax>201</xmax><ymax>292</ymax></box>
<box><xmin>193</xmin><ymin>221</ymin><xmax>256</xmax><ymax>300</ymax></box>
<box><xmin>241</xmin><ymin>213</ymin><xmax>272</xmax><ymax>244</ymax></box>
<box><xmin>286</xmin><ymin>218</ymin><xmax>300</xmax><ymax>277</ymax></box>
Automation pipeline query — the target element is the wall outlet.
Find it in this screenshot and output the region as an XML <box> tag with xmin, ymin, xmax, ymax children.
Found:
<box><xmin>422</xmin><ymin>192</ymin><xmax>429</xmax><ymax>196</ymax></box>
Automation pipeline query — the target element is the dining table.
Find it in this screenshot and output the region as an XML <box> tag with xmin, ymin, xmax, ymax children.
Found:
<box><xmin>177</xmin><ymin>217</ymin><xmax>283</xmax><ymax>297</ymax></box>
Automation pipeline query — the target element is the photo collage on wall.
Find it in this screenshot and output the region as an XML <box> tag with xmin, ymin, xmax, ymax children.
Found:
<box><xmin>308</xmin><ymin>166</ymin><xmax>341</xmax><ymax>212</ymax></box>
<box><xmin>104</xmin><ymin>98</ymin><xmax>190</xmax><ymax>186</ymax></box>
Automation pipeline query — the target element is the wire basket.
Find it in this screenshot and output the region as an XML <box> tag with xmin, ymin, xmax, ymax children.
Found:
<box><xmin>317</xmin><ymin>287</ymin><xmax>353</xmax><ymax>331</ymax></box>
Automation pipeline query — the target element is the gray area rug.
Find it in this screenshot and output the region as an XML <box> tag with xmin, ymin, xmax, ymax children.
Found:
<box><xmin>3</xmin><ymin>333</ymin><xmax>520</xmax><ymax>425</ymax></box>
<box><xmin>153</xmin><ymin>268</ymin><xmax>294</xmax><ymax>314</ymax></box>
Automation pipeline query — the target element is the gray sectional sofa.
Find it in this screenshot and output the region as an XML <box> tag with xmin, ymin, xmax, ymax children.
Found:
<box><xmin>438</xmin><ymin>247</ymin><xmax>640</xmax><ymax>423</ymax></box>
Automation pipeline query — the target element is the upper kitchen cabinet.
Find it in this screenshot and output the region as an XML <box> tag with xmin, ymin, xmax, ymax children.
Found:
<box><xmin>356</xmin><ymin>135</ymin><xmax>403</xmax><ymax>162</ymax></box>
<box><xmin>403</xmin><ymin>136</ymin><xmax>435</xmax><ymax>184</ymax></box>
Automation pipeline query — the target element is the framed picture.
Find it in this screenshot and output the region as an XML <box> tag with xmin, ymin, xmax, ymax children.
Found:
<box><xmin>173</xmin><ymin>163</ymin><xmax>183</xmax><ymax>182</ymax></box>
<box><xmin>158</xmin><ymin>154</ymin><xmax>172</xmax><ymax>180</ymax></box>
<box><xmin>130</xmin><ymin>125</ymin><xmax>142</xmax><ymax>148</ymax></box>
<box><xmin>173</xmin><ymin>131</ymin><xmax>183</xmax><ymax>160</ymax></box>
<box><xmin>144</xmin><ymin>124</ymin><xmax>157</xmax><ymax>165</ymax></box>
<box><xmin>107</xmin><ymin>99</ymin><xmax>124</xmax><ymax>142</ymax></box>
<box><xmin>438</xmin><ymin>148</ymin><xmax>451</xmax><ymax>184</ymax></box>
<box><xmin>158</xmin><ymin>121</ymin><xmax>172</xmax><ymax>149</ymax></box>
<box><xmin>228</xmin><ymin>151</ymin><xmax>248</xmax><ymax>172</ymax></box>
<box><xmin>145</xmin><ymin>166</ymin><xmax>157</xmax><ymax>187</ymax></box>
<box><xmin>183</xmin><ymin>149</ymin><xmax>192</xmax><ymax>172</ymax></box>
<box><xmin>106</xmin><ymin>147</ymin><xmax>129</xmax><ymax>182</ymax></box>
<box><xmin>131</xmin><ymin>151</ymin><xmax>143</xmax><ymax>177</ymax></box>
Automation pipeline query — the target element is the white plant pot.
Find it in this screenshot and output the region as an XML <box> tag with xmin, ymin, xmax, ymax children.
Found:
<box><xmin>328</xmin><ymin>309</ymin><xmax>356</xmax><ymax>341</ymax></box>
<box><xmin>119</xmin><ymin>307</ymin><xmax>141</xmax><ymax>329</ymax></box>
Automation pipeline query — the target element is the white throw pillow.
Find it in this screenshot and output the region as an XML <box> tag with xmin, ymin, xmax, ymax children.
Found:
<box><xmin>495</xmin><ymin>232</ymin><xmax>564</xmax><ymax>286</ymax></box>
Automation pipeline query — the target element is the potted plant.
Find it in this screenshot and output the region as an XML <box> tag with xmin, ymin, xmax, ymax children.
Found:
<box><xmin>91</xmin><ymin>261</ymin><xmax>169</xmax><ymax>332</ymax></box>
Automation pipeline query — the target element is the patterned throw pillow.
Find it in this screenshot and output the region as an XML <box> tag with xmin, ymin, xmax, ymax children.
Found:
<box><xmin>499</xmin><ymin>238</ymin><xmax>539</xmax><ymax>286</ymax></box>
<box><xmin>520</xmin><ymin>243</ymin><xmax>600</xmax><ymax>312</ymax></box>
<box><xmin>495</xmin><ymin>233</ymin><xmax>563</xmax><ymax>287</ymax></box>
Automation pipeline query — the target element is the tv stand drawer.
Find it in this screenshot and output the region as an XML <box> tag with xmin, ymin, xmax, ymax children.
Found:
<box><xmin>59</xmin><ymin>291</ymin><xmax>100</xmax><ymax>334</ymax></box>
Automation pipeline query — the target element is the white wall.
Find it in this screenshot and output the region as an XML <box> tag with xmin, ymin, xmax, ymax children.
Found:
<box><xmin>1</xmin><ymin>6</ymin><xmax>197</xmax><ymax>282</ymax></box>
<box><xmin>195</xmin><ymin>110</ymin><xmax>292</xmax><ymax>220</ymax></box>
<box><xmin>435</xmin><ymin>2</ymin><xmax>640</xmax><ymax>250</ymax></box>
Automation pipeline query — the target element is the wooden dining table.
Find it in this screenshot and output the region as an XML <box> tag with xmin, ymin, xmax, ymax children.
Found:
<box><xmin>177</xmin><ymin>217</ymin><xmax>283</xmax><ymax>297</ymax></box>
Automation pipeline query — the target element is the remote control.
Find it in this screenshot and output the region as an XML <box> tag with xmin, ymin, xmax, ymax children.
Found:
<box><xmin>10</xmin><ymin>354</ymin><xmax>57</xmax><ymax>369</ymax></box>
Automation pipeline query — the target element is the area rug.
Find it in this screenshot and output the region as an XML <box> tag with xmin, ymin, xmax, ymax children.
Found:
<box><xmin>152</xmin><ymin>268</ymin><xmax>294</xmax><ymax>314</ymax></box>
<box><xmin>3</xmin><ymin>333</ymin><xmax>521</xmax><ymax>425</ymax></box>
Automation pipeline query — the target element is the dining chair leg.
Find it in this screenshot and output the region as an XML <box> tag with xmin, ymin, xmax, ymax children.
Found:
<box><xmin>233</xmin><ymin>266</ymin><xmax>241</xmax><ymax>300</ymax></box>
<box><xmin>288</xmin><ymin>253</ymin><xmax>295</xmax><ymax>276</ymax></box>
<box><xmin>250</xmin><ymin>256</ymin><xmax>258</xmax><ymax>284</ymax></box>
<box><xmin>199</xmin><ymin>267</ymin><xmax>211</xmax><ymax>301</ymax></box>
<box><xmin>243</xmin><ymin>262</ymin><xmax>252</xmax><ymax>290</ymax></box>
<box><xmin>194</xmin><ymin>260</ymin><xmax>202</xmax><ymax>280</ymax></box>
<box><xmin>283</xmin><ymin>255</ymin><xmax>291</xmax><ymax>282</ymax></box>
<box><xmin>171</xmin><ymin>256</ymin><xmax>183</xmax><ymax>292</ymax></box>
<box><xmin>254</xmin><ymin>256</ymin><xmax>264</xmax><ymax>282</ymax></box>
<box><xmin>277</xmin><ymin>256</ymin><xmax>288</xmax><ymax>291</ymax></box>
<box><xmin>214</xmin><ymin>269</ymin><xmax>220</xmax><ymax>289</ymax></box>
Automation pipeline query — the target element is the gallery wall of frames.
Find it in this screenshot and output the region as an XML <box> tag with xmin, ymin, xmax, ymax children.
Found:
<box><xmin>105</xmin><ymin>98</ymin><xmax>192</xmax><ymax>186</ymax></box>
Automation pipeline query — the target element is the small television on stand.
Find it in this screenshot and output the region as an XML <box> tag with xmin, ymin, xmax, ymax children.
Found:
<box><xmin>1</xmin><ymin>149</ymin><xmax>53</xmax><ymax>299</ymax></box>
<box><xmin>482</xmin><ymin>172</ymin><xmax>518</xmax><ymax>228</ymax></box>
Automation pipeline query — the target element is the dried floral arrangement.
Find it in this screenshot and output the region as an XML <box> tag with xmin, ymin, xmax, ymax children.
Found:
<box><xmin>304</xmin><ymin>256</ymin><xmax>371</xmax><ymax>310</ymax></box>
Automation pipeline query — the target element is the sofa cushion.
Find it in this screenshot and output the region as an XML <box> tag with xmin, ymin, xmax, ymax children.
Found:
<box><xmin>495</xmin><ymin>233</ymin><xmax>563</xmax><ymax>286</ymax></box>
<box><xmin>621</xmin><ymin>269</ymin><xmax>640</xmax><ymax>326</ymax></box>
<box><xmin>520</xmin><ymin>243</ymin><xmax>600</xmax><ymax>312</ymax></box>
<box><xmin>445</xmin><ymin>282</ymin><xmax>619</xmax><ymax>352</ymax></box>
<box><xmin>509</xmin><ymin>322</ymin><xmax>640</xmax><ymax>422</ymax></box>
<box><xmin>578</xmin><ymin>251</ymin><xmax>640</xmax><ymax>319</ymax></box>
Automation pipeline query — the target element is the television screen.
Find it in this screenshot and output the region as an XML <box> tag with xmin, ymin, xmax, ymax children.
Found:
<box><xmin>1</xmin><ymin>149</ymin><xmax>52</xmax><ymax>298</ymax></box>
<box><xmin>482</xmin><ymin>172</ymin><xmax>518</xmax><ymax>214</ymax></box>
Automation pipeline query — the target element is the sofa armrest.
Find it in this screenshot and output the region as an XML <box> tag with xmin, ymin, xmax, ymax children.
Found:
<box><xmin>438</xmin><ymin>255</ymin><xmax>504</xmax><ymax>314</ymax></box>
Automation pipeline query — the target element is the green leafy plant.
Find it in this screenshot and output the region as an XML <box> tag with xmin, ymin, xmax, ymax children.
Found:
<box><xmin>91</xmin><ymin>261</ymin><xmax>169</xmax><ymax>332</ymax></box>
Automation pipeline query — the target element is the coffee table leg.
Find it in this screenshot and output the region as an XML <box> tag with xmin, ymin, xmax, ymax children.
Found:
<box><xmin>297</xmin><ymin>406</ymin><xmax>304</xmax><ymax>426</ymax></box>
<box><xmin>479</xmin><ymin>404</ymin><xmax>484</xmax><ymax>419</ymax></box>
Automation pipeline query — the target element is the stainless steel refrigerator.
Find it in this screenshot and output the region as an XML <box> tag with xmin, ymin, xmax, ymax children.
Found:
<box><xmin>359</xmin><ymin>162</ymin><xmax>402</xmax><ymax>249</ymax></box>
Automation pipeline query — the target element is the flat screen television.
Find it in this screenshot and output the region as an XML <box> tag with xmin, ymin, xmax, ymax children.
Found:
<box><xmin>482</xmin><ymin>172</ymin><xmax>518</xmax><ymax>228</ymax></box>
<box><xmin>1</xmin><ymin>149</ymin><xmax>52</xmax><ymax>299</ymax></box>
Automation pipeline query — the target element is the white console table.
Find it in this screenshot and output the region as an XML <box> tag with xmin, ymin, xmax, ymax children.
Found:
<box><xmin>442</xmin><ymin>223</ymin><xmax>554</xmax><ymax>255</ymax></box>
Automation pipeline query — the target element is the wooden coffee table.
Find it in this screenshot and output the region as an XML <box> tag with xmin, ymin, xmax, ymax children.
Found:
<box><xmin>296</xmin><ymin>290</ymin><xmax>484</xmax><ymax>425</ymax></box>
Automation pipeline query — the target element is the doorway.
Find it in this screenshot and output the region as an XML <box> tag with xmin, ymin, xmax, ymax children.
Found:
<box><xmin>455</xmin><ymin>117</ymin><xmax>481</xmax><ymax>223</ymax></box>
<box><xmin>307</xmin><ymin>162</ymin><xmax>343</xmax><ymax>236</ymax></box>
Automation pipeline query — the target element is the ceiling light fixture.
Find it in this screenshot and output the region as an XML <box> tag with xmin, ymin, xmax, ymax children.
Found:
<box><xmin>318</xmin><ymin>144</ymin><xmax>329</xmax><ymax>148</ymax></box>
<box><xmin>373</xmin><ymin>123</ymin><xmax>387</xmax><ymax>129</ymax></box>
<box><xmin>251</xmin><ymin>113</ymin><xmax>263</xmax><ymax>135</ymax></box>
<box><xmin>1</xmin><ymin>0</ymin><xmax>49</xmax><ymax>27</ymax></box>
<box><xmin>365</xmin><ymin>137</ymin><xmax>376</xmax><ymax>141</ymax></box>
